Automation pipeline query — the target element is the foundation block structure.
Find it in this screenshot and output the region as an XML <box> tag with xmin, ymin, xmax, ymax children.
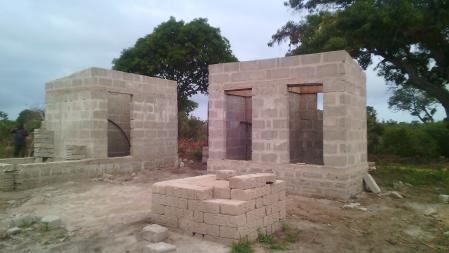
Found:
<box><xmin>0</xmin><ymin>67</ymin><xmax>178</xmax><ymax>191</ymax></box>
<box><xmin>151</xmin><ymin>173</ymin><xmax>286</xmax><ymax>243</ymax></box>
<box><xmin>207</xmin><ymin>50</ymin><xmax>368</xmax><ymax>199</ymax></box>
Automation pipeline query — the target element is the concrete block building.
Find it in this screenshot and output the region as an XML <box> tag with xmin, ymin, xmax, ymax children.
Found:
<box><xmin>207</xmin><ymin>50</ymin><xmax>368</xmax><ymax>199</ymax></box>
<box><xmin>42</xmin><ymin>67</ymin><xmax>178</xmax><ymax>167</ymax></box>
<box><xmin>1</xmin><ymin>67</ymin><xmax>178</xmax><ymax>191</ymax></box>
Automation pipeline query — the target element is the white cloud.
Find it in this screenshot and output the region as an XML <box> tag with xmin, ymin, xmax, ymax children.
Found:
<box><xmin>0</xmin><ymin>0</ymin><xmax>443</xmax><ymax>122</ymax></box>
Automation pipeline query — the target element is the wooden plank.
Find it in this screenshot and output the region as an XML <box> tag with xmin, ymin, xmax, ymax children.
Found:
<box><xmin>288</xmin><ymin>85</ymin><xmax>322</xmax><ymax>94</ymax></box>
<box><xmin>225</xmin><ymin>89</ymin><xmax>252</xmax><ymax>97</ymax></box>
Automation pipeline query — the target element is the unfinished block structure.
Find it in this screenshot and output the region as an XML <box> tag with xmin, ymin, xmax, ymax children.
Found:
<box><xmin>151</xmin><ymin>172</ymin><xmax>286</xmax><ymax>243</ymax></box>
<box><xmin>0</xmin><ymin>67</ymin><xmax>178</xmax><ymax>191</ymax></box>
<box><xmin>207</xmin><ymin>50</ymin><xmax>368</xmax><ymax>199</ymax></box>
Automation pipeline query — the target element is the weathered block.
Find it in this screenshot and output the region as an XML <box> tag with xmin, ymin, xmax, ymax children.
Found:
<box><xmin>143</xmin><ymin>242</ymin><xmax>176</xmax><ymax>253</ymax></box>
<box><xmin>229</xmin><ymin>173</ymin><xmax>276</xmax><ymax>190</ymax></box>
<box><xmin>216</xmin><ymin>169</ymin><xmax>237</xmax><ymax>180</ymax></box>
<box><xmin>41</xmin><ymin>215</ymin><xmax>62</xmax><ymax>229</ymax></box>
<box><xmin>142</xmin><ymin>224</ymin><xmax>169</xmax><ymax>242</ymax></box>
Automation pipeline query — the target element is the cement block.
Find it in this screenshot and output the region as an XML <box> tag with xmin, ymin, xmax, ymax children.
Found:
<box><xmin>142</xmin><ymin>224</ymin><xmax>168</xmax><ymax>242</ymax></box>
<box><xmin>10</xmin><ymin>213</ymin><xmax>38</xmax><ymax>227</ymax></box>
<box><xmin>216</xmin><ymin>170</ymin><xmax>237</xmax><ymax>180</ymax></box>
<box><xmin>229</xmin><ymin>173</ymin><xmax>275</xmax><ymax>190</ymax></box>
<box><xmin>213</xmin><ymin>185</ymin><xmax>231</xmax><ymax>199</ymax></box>
<box><xmin>143</xmin><ymin>242</ymin><xmax>176</xmax><ymax>253</ymax></box>
<box><xmin>215</xmin><ymin>199</ymin><xmax>247</xmax><ymax>215</ymax></box>
<box><xmin>363</xmin><ymin>174</ymin><xmax>381</xmax><ymax>193</ymax></box>
<box><xmin>7</xmin><ymin>227</ymin><xmax>21</xmax><ymax>235</ymax></box>
<box><xmin>41</xmin><ymin>215</ymin><xmax>62</xmax><ymax>229</ymax></box>
<box><xmin>199</xmin><ymin>199</ymin><xmax>221</xmax><ymax>214</ymax></box>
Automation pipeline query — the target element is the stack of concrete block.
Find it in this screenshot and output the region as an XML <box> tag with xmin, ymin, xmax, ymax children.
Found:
<box><xmin>65</xmin><ymin>145</ymin><xmax>87</xmax><ymax>160</ymax></box>
<box><xmin>33</xmin><ymin>128</ymin><xmax>54</xmax><ymax>159</ymax></box>
<box><xmin>151</xmin><ymin>172</ymin><xmax>286</xmax><ymax>243</ymax></box>
<box><xmin>0</xmin><ymin>164</ymin><xmax>17</xmax><ymax>191</ymax></box>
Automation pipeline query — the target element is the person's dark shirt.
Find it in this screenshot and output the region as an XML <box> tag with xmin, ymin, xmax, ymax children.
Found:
<box><xmin>12</xmin><ymin>128</ymin><xmax>28</xmax><ymax>145</ymax></box>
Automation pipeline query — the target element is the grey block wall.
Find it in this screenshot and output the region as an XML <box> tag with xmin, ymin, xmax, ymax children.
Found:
<box><xmin>44</xmin><ymin>67</ymin><xmax>178</xmax><ymax>168</ymax></box>
<box><xmin>207</xmin><ymin>50</ymin><xmax>368</xmax><ymax>199</ymax></box>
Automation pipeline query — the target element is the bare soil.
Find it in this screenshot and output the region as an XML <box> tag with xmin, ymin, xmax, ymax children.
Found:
<box><xmin>0</xmin><ymin>165</ymin><xmax>448</xmax><ymax>253</ymax></box>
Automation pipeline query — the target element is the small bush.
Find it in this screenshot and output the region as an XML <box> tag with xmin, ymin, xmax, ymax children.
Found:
<box><xmin>230</xmin><ymin>240</ymin><xmax>254</xmax><ymax>253</ymax></box>
<box><xmin>191</xmin><ymin>148</ymin><xmax>202</xmax><ymax>161</ymax></box>
<box><xmin>257</xmin><ymin>230</ymin><xmax>289</xmax><ymax>250</ymax></box>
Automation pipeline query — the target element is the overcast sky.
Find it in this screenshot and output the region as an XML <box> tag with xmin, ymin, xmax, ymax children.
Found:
<box><xmin>0</xmin><ymin>0</ymin><xmax>444</xmax><ymax>122</ymax></box>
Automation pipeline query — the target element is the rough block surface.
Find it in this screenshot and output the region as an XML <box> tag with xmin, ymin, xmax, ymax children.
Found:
<box><xmin>143</xmin><ymin>242</ymin><xmax>176</xmax><ymax>253</ymax></box>
<box><xmin>151</xmin><ymin>173</ymin><xmax>286</xmax><ymax>243</ymax></box>
<box><xmin>142</xmin><ymin>224</ymin><xmax>168</xmax><ymax>242</ymax></box>
<box><xmin>363</xmin><ymin>174</ymin><xmax>381</xmax><ymax>194</ymax></box>
<box><xmin>41</xmin><ymin>215</ymin><xmax>62</xmax><ymax>229</ymax></box>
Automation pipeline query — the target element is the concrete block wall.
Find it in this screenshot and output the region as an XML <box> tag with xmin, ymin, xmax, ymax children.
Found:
<box><xmin>0</xmin><ymin>163</ymin><xmax>16</xmax><ymax>191</ymax></box>
<box><xmin>0</xmin><ymin>157</ymin><xmax>35</xmax><ymax>165</ymax></box>
<box><xmin>33</xmin><ymin>128</ymin><xmax>55</xmax><ymax>159</ymax></box>
<box><xmin>44</xmin><ymin>67</ymin><xmax>178</xmax><ymax>168</ymax></box>
<box><xmin>0</xmin><ymin>156</ymin><xmax>144</xmax><ymax>191</ymax></box>
<box><xmin>208</xmin><ymin>159</ymin><xmax>365</xmax><ymax>199</ymax></box>
<box><xmin>208</xmin><ymin>51</ymin><xmax>368</xmax><ymax>199</ymax></box>
<box><xmin>65</xmin><ymin>145</ymin><xmax>87</xmax><ymax>160</ymax></box>
<box><xmin>13</xmin><ymin>157</ymin><xmax>141</xmax><ymax>190</ymax></box>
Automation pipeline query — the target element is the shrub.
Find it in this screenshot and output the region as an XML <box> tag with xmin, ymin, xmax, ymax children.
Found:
<box><xmin>178</xmin><ymin>113</ymin><xmax>207</xmax><ymax>141</ymax></box>
<box><xmin>257</xmin><ymin>229</ymin><xmax>289</xmax><ymax>250</ymax></box>
<box><xmin>379</xmin><ymin>123</ymin><xmax>440</xmax><ymax>160</ymax></box>
<box><xmin>421</xmin><ymin>122</ymin><xmax>449</xmax><ymax>158</ymax></box>
<box><xmin>191</xmin><ymin>148</ymin><xmax>202</xmax><ymax>161</ymax></box>
<box><xmin>230</xmin><ymin>240</ymin><xmax>254</xmax><ymax>253</ymax></box>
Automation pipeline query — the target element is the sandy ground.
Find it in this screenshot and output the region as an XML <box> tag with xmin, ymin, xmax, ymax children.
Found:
<box><xmin>0</xmin><ymin>166</ymin><xmax>448</xmax><ymax>253</ymax></box>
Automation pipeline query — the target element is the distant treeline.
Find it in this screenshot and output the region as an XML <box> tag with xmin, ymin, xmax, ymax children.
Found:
<box><xmin>368</xmin><ymin>107</ymin><xmax>449</xmax><ymax>161</ymax></box>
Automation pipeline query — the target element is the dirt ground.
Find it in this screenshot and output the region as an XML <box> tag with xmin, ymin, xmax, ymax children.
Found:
<box><xmin>0</xmin><ymin>166</ymin><xmax>448</xmax><ymax>253</ymax></box>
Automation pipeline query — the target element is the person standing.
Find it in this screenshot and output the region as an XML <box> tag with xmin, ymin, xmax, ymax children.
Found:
<box><xmin>11</xmin><ymin>123</ymin><xmax>28</xmax><ymax>157</ymax></box>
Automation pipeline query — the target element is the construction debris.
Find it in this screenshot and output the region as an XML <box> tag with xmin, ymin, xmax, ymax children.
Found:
<box><xmin>363</xmin><ymin>174</ymin><xmax>381</xmax><ymax>194</ymax></box>
<box><xmin>143</xmin><ymin>242</ymin><xmax>176</xmax><ymax>253</ymax></box>
<box><xmin>142</xmin><ymin>224</ymin><xmax>168</xmax><ymax>242</ymax></box>
<box><xmin>439</xmin><ymin>194</ymin><xmax>449</xmax><ymax>204</ymax></box>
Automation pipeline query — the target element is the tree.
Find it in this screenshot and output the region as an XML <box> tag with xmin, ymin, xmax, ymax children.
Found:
<box><xmin>16</xmin><ymin>107</ymin><xmax>44</xmax><ymax>131</ymax></box>
<box><xmin>0</xmin><ymin>111</ymin><xmax>7</xmax><ymax>121</ymax></box>
<box><xmin>113</xmin><ymin>17</ymin><xmax>238</xmax><ymax>113</ymax></box>
<box><xmin>270</xmin><ymin>0</ymin><xmax>449</xmax><ymax>123</ymax></box>
<box><xmin>388</xmin><ymin>86</ymin><xmax>438</xmax><ymax>123</ymax></box>
<box><xmin>366</xmin><ymin>106</ymin><xmax>384</xmax><ymax>154</ymax></box>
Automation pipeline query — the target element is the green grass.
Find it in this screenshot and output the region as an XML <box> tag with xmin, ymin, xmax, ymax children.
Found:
<box><xmin>41</xmin><ymin>222</ymin><xmax>50</xmax><ymax>232</ymax></box>
<box><xmin>256</xmin><ymin>225</ymin><xmax>301</xmax><ymax>251</ymax></box>
<box><xmin>372</xmin><ymin>162</ymin><xmax>449</xmax><ymax>194</ymax></box>
<box><xmin>230</xmin><ymin>240</ymin><xmax>254</xmax><ymax>253</ymax></box>
<box><xmin>19</xmin><ymin>221</ymin><xmax>35</xmax><ymax>230</ymax></box>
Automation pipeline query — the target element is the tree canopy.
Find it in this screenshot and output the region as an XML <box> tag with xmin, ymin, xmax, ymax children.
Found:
<box><xmin>270</xmin><ymin>0</ymin><xmax>449</xmax><ymax>122</ymax></box>
<box><xmin>16</xmin><ymin>107</ymin><xmax>44</xmax><ymax>131</ymax></box>
<box><xmin>388</xmin><ymin>86</ymin><xmax>438</xmax><ymax>123</ymax></box>
<box><xmin>113</xmin><ymin>17</ymin><xmax>237</xmax><ymax>113</ymax></box>
<box><xmin>0</xmin><ymin>111</ymin><xmax>7</xmax><ymax>121</ymax></box>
